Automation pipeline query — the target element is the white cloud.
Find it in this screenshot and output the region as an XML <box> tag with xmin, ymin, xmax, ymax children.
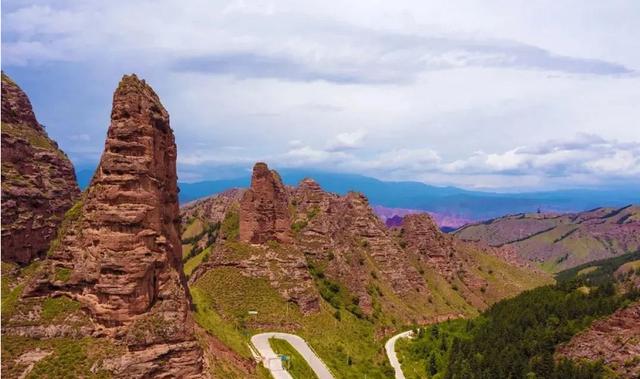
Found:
<box><xmin>326</xmin><ymin>130</ymin><xmax>366</xmax><ymax>152</ymax></box>
<box><xmin>2</xmin><ymin>1</ymin><xmax>640</xmax><ymax>190</ymax></box>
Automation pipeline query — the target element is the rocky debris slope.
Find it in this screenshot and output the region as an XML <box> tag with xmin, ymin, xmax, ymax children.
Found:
<box><xmin>455</xmin><ymin>205</ymin><xmax>640</xmax><ymax>272</ymax></box>
<box><xmin>239</xmin><ymin>163</ymin><xmax>292</xmax><ymax>244</ymax></box>
<box><xmin>1</xmin><ymin>72</ymin><xmax>80</xmax><ymax>264</ymax></box>
<box><xmin>556</xmin><ymin>302</ymin><xmax>640</xmax><ymax>378</ymax></box>
<box><xmin>12</xmin><ymin>75</ymin><xmax>205</xmax><ymax>378</ymax></box>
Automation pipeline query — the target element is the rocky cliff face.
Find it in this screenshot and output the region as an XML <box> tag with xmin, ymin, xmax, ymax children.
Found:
<box><xmin>17</xmin><ymin>75</ymin><xmax>205</xmax><ymax>378</ymax></box>
<box><xmin>556</xmin><ymin>301</ymin><xmax>640</xmax><ymax>378</ymax></box>
<box><xmin>1</xmin><ymin>72</ymin><xmax>80</xmax><ymax>264</ymax></box>
<box><xmin>239</xmin><ymin>162</ymin><xmax>292</xmax><ymax>244</ymax></box>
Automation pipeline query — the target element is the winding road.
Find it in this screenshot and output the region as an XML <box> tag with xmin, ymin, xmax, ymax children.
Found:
<box><xmin>385</xmin><ymin>330</ymin><xmax>415</xmax><ymax>379</ymax></box>
<box><xmin>250</xmin><ymin>332</ymin><xmax>334</xmax><ymax>379</ymax></box>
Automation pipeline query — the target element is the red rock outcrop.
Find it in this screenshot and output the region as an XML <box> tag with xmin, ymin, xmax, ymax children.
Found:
<box><xmin>1</xmin><ymin>72</ymin><xmax>80</xmax><ymax>264</ymax></box>
<box><xmin>292</xmin><ymin>179</ymin><xmax>427</xmax><ymax>315</ymax></box>
<box><xmin>556</xmin><ymin>301</ymin><xmax>640</xmax><ymax>378</ymax></box>
<box><xmin>239</xmin><ymin>162</ymin><xmax>292</xmax><ymax>244</ymax></box>
<box><xmin>401</xmin><ymin>213</ymin><xmax>460</xmax><ymax>281</ymax></box>
<box><xmin>24</xmin><ymin>74</ymin><xmax>205</xmax><ymax>378</ymax></box>
<box><xmin>400</xmin><ymin>214</ymin><xmax>488</xmax><ymax>307</ymax></box>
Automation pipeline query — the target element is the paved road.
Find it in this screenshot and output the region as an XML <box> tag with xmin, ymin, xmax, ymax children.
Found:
<box><xmin>385</xmin><ymin>330</ymin><xmax>415</xmax><ymax>379</ymax></box>
<box><xmin>251</xmin><ymin>332</ymin><xmax>334</xmax><ymax>379</ymax></box>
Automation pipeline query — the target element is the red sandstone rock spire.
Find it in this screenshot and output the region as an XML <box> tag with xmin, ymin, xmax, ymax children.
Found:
<box><xmin>239</xmin><ymin>162</ymin><xmax>292</xmax><ymax>244</ymax></box>
<box><xmin>27</xmin><ymin>74</ymin><xmax>205</xmax><ymax>378</ymax></box>
<box><xmin>1</xmin><ymin>72</ymin><xmax>80</xmax><ymax>264</ymax></box>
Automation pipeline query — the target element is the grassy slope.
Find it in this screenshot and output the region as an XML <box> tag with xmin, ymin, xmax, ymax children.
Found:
<box><xmin>189</xmin><ymin>243</ymin><xmax>550</xmax><ymax>378</ymax></box>
<box><xmin>184</xmin><ymin>246</ymin><xmax>210</xmax><ymax>276</ymax></box>
<box><xmin>2</xmin><ymin>262</ymin><xmax>119</xmax><ymax>379</ymax></box>
<box><xmin>269</xmin><ymin>338</ymin><xmax>319</xmax><ymax>379</ymax></box>
<box><xmin>556</xmin><ymin>251</ymin><xmax>640</xmax><ymax>284</ymax></box>
<box><xmin>192</xmin><ymin>266</ymin><xmax>396</xmax><ymax>378</ymax></box>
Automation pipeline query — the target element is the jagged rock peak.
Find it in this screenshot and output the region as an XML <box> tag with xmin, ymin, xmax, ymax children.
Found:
<box><xmin>298</xmin><ymin>177</ymin><xmax>322</xmax><ymax>189</ymax></box>
<box><xmin>1</xmin><ymin>71</ymin><xmax>39</xmax><ymax>128</ymax></box>
<box><xmin>239</xmin><ymin>162</ymin><xmax>292</xmax><ymax>244</ymax></box>
<box><xmin>25</xmin><ymin>74</ymin><xmax>204</xmax><ymax>377</ymax></box>
<box><xmin>1</xmin><ymin>72</ymin><xmax>80</xmax><ymax>264</ymax></box>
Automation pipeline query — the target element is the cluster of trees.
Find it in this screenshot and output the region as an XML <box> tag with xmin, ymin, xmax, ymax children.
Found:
<box><xmin>556</xmin><ymin>251</ymin><xmax>640</xmax><ymax>285</ymax></box>
<box><xmin>402</xmin><ymin>274</ymin><xmax>639</xmax><ymax>379</ymax></box>
<box><xmin>181</xmin><ymin>220</ymin><xmax>220</xmax><ymax>262</ymax></box>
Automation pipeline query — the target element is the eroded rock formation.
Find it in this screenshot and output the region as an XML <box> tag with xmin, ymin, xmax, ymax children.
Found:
<box><xmin>239</xmin><ymin>162</ymin><xmax>292</xmax><ymax>244</ymax></box>
<box><xmin>556</xmin><ymin>302</ymin><xmax>640</xmax><ymax>378</ymax></box>
<box><xmin>291</xmin><ymin>179</ymin><xmax>428</xmax><ymax>316</ymax></box>
<box><xmin>23</xmin><ymin>74</ymin><xmax>205</xmax><ymax>378</ymax></box>
<box><xmin>1</xmin><ymin>72</ymin><xmax>80</xmax><ymax>264</ymax></box>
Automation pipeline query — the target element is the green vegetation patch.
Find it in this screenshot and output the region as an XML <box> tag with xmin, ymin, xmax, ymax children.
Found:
<box><xmin>41</xmin><ymin>297</ymin><xmax>81</xmax><ymax>322</ymax></box>
<box><xmin>184</xmin><ymin>246</ymin><xmax>211</xmax><ymax>277</ymax></box>
<box><xmin>308</xmin><ymin>262</ymin><xmax>365</xmax><ymax>319</ymax></box>
<box><xmin>398</xmin><ymin>275</ymin><xmax>639</xmax><ymax>379</ymax></box>
<box><xmin>54</xmin><ymin>267</ymin><xmax>72</xmax><ymax>282</ymax></box>
<box><xmin>191</xmin><ymin>264</ymin><xmax>396</xmax><ymax>378</ymax></box>
<box><xmin>1</xmin><ymin>335</ymin><xmax>118</xmax><ymax>379</ymax></box>
<box><xmin>291</xmin><ymin>219</ymin><xmax>308</xmax><ymax>234</ymax></box>
<box><xmin>397</xmin><ymin>319</ymin><xmax>472</xmax><ymax>379</ymax></box>
<box><xmin>221</xmin><ymin>208</ymin><xmax>240</xmax><ymax>241</ymax></box>
<box><xmin>193</xmin><ymin>266</ymin><xmax>290</xmax><ymax>322</ymax></box>
<box><xmin>556</xmin><ymin>251</ymin><xmax>640</xmax><ymax>284</ymax></box>
<box><xmin>269</xmin><ymin>338</ymin><xmax>318</xmax><ymax>379</ymax></box>
<box><xmin>49</xmin><ymin>197</ymin><xmax>85</xmax><ymax>255</ymax></box>
<box><xmin>182</xmin><ymin>218</ymin><xmax>204</xmax><ymax>240</ymax></box>
<box><xmin>2</xmin><ymin>261</ymin><xmax>42</xmax><ymax>321</ymax></box>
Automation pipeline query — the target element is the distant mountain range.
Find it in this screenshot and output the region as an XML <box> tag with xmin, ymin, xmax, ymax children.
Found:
<box><xmin>455</xmin><ymin>205</ymin><xmax>640</xmax><ymax>272</ymax></box>
<box><xmin>76</xmin><ymin>167</ymin><xmax>640</xmax><ymax>221</ymax></box>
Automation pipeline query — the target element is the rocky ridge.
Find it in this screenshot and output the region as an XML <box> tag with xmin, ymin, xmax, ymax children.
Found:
<box><xmin>186</xmin><ymin>163</ymin><xmax>551</xmax><ymax>324</ymax></box>
<box><xmin>1</xmin><ymin>72</ymin><xmax>80</xmax><ymax>264</ymax></box>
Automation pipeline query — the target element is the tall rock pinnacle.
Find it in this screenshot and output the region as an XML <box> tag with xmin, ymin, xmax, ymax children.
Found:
<box><xmin>239</xmin><ymin>162</ymin><xmax>292</xmax><ymax>244</ymax></box>
<box><xmin>27</xmin><ymin>74</ymin><xmax>204</xmax><ymax>378</ymax></box>
<box><xmin>1</xmin><ymin>72</ymin><xmax>80</xmax><ymax>264</ymax></box>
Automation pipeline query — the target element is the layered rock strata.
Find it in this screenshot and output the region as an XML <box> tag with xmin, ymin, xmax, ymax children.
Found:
<box><xmin>23</xmin><ymin>74</ymin><xmax>205</xmax><ymax>378</ymax></box>
<box><xmin>239</xmin><ymin>163</ymin><xmax>292</xmax><ymax>244</ymax></box>
<box><xmin>1</xmin><ymin>72</ymin><xmax>80</xmax><ymax>264</ymax></box>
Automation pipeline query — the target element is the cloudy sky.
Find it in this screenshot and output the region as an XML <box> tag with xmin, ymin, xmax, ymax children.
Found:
<box><xmin>2</xmin><ymin>0</ymin><xmax>639</xmax><ymax>190</ymax></box>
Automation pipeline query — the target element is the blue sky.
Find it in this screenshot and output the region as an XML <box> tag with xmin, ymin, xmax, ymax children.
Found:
<box><xmin>2</xmin><ymin>0</ymin><xmax>639</xmax><ymax>190</ymax></box>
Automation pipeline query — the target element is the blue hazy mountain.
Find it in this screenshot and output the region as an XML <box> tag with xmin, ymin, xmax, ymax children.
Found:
<box><xmin>165</xmin><ymin>168</ymin><xmax>638</xmax><ymax>220</ymax></box>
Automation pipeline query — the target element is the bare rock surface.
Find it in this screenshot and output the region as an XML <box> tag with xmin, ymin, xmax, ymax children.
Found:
<box><xmin>20</xmin><ymin>74</ymin><xmax>206</xmax><ymax>378</ymax></box>
<box><xmin>1</xmin><ymin>72</ymin><xmax>80</xmax><ymax>264</ymax></box>
<box><xmin>556</xmin><ymin>302</ymin><xmax>640</xmax><ymax>378</ymax></box>
<box><xmin>239</xmin><ymin>163</ymin><xmax>292</xmax><ymax>244</ymax></box>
